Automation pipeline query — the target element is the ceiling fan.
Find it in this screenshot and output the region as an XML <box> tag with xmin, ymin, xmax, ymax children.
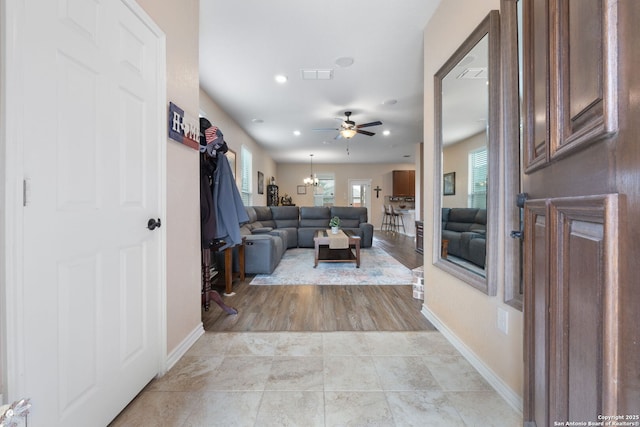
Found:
<box><xmin>313</xmin><ymin>111</ymin><xmax>383</xmax><ymax>139</ymax></box>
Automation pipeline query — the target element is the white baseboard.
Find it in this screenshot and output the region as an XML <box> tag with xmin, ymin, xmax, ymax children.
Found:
<box><xmin>164</xmin><ymin>322</ymin><xmax>205</xmax><ymax>373</ymax></box>
<box><xmin>421</xmin><ymin>306</ymin><xmax>523</xmax><ymax>415</ymax></box>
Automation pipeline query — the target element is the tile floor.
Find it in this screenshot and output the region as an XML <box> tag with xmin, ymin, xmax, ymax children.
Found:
<box><xmin>110</xmin><ymin>331</ymin><xmax>522</xmax><ymax>427</ymax></box>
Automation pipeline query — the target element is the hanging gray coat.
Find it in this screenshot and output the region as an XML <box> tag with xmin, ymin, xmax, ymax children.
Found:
<box><xmin>213</xmin><ymin>151</ymin><xmax>249</xmax><ymax>250</ymax></box>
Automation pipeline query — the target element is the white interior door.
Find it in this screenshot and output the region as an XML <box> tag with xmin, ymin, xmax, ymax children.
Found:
<box><xmin>348</xmin><ymin>179</ymin><xmax>371</xmax><ymax>211</ymax></box>
<box><xmin>6</xmin><ymin>0</ymin><xmax>165</xmax><ymax>425</ymax></box>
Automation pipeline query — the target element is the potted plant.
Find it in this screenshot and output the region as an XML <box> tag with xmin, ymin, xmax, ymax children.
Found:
<box><xmin>330</xmin><ymin>216</ymin><xmax>341</xmax><ymax>234</ymax></box>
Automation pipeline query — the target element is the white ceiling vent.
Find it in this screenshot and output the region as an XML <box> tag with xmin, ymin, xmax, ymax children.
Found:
<box><xmin>457</xmin><ymin>67</ymin><xmax>487</xmax><ymax>79</ymax></box>
<box><xmin>301</xmin><ymin>69</ymin><xmax>334</xmax><ymax>80</ymax></box>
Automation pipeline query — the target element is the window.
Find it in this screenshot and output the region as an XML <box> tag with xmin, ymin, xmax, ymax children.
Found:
<box><xmin>315</xmin><ymin>173</ymin><xmax>335</xmax><ymax>206</ymax></box>
<box><xmin>469</xmin><ymin>147</ymin><xmax>488</xmax><ymax>209</ymax></box>
<box><xmin>240</xmin><ymin>146</ymin><xmax>252</xmax><ymax>205</ymax></box>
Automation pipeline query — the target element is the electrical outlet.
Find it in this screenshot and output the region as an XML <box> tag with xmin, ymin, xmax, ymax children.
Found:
<box><xmin>497</xmin><ymin>307</ymin><xmax>509</xmax><ymax>335</ymax></box>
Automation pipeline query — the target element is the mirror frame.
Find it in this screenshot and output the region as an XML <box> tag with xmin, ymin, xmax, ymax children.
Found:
<box><xmin>433</xmin><ymin>10</ymin><xmax>500</xmax><ymax>295</ymax></box>
<box><xmin>501</xmin><ymin>0</ymin><xmax>523</xmax><ymax>310</ymax></box>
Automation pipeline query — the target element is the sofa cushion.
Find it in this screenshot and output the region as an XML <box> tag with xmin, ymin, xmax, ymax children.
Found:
<box><xmin>299</xmin><ymin>206</ymin><xmax>330</xmax><ymax>227</ymax></box>
<box><xmin>448</xmin><ymin>208</ymin><xmax>479</xmax><ymax>223</ymax></box>
<box><xmin>331</xmin><ymin>207</ymin><xmax>366</xmax><ymax>229</ymax></box>
<box><xmin>243</xmin><ymin>234</ymin><xmax>284</xmax><ymax>274</ymax></box>
<box><xmin>245</xmin><ymin>207</ymin><xmax>258</xmax><ymax>223</ymax></box>
<box><xmin>271</xmin><ymin>206</ymin><xmax>300</xmax><ymax>228</ymax></box>
<box><xmin>253</xmin><ymin>206</ymin><xmax>276</xmax><ymax>228</ymax></box>
<box><xmin>330</xmin><ymin>206</ymin><xmax>365</xmax><ymax>229</ymax></box>
<box><xmin>251</xmin><ymin>227</ymin><xmax>273</xmax><ymax>234</ymax></box>
<box><xmin>331</xmin><ymin>206</ymin><xmax>368</xmax><ymax>223</ymax></box>
<box><xmin>468</xmin><ymin>236</ymin><xmax>486</xmax><ymax>267</ymax></box>
<box><xmin>445</xmin><ymin>221</ymin><xmax>474</xmax><ymax>232</ymax></box>
<box><xmin>441</xmin><ymin>207</ymin><xmax>486</xmax><ymax>267</ymax></box>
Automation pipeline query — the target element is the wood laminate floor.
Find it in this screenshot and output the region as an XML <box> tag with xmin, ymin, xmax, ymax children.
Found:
<box><xmin>202</xmin><ymin>231</ymin><xmax>435</xmax><ymax>332</ymax></box>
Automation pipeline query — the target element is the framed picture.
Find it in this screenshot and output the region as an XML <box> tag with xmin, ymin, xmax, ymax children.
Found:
<box><xmin>443</xmin><ymin>172</ymin><xmax>456</xmax><ymax>196</ymax></box>
<box><xmin>257</xmin><ymin>171</ymin><xmax>264</xmax><ymax>194</ymax></box>
<box><xmin>297</xmin><ymin>185</ymin><xmax>306</xmax><ymax>195</ymax></box>
<box><xmin>226</xmin><ymin>149</ymin><xmax>236</xmax><ymax>179</ymax></box>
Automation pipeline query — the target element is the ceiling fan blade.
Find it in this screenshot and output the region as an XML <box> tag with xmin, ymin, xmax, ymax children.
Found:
<box><xmin>334</xmin><ymin>133</ymin><xmax>343</xmax><ymax>140</ymax></box>
<box><xmin>312</xmin><ymin>128</ymin><xmax>339</xmax><ymax>132</ymax></box>
<box><xmin>357</xmin><ymin>129</ymin><xmax>375</xmax><ymax>136</ymax></box>
<box><xmin>357</xmin><ymin>120</ymin><xmax>382</xmax><ymax>129</ymax></box>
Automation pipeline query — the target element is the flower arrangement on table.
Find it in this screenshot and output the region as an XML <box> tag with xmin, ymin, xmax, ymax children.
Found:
<box><xmin>329</xmin><ymin>216</ymin><xmax>341</xmax><ymax>233</ymax></box>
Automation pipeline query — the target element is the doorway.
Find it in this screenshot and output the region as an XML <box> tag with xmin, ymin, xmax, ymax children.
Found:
<box><xmin>348</xmin><ymin>179</ymin><xmax>372</xmax><ymax>212</ymax></box>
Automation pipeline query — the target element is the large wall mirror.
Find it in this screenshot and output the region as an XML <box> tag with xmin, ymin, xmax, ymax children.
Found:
<box><xmin>433</xmin><ymin>10</ymin><xmax>500</xmax><ymax>295</ymax></box>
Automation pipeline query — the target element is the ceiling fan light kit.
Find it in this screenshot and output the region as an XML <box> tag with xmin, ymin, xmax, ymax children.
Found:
<box><xmin>340</xmin><ymin>128</ymin><xmax>357</xmax><ymax>139</ymax></box>
<box><xmin>313</xmin><ymin>111</ymin><xmax>383</xmax><ymax>141</ymax></box>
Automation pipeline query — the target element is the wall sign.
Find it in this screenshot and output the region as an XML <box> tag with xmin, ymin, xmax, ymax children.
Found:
<box><xmin>168</xmin><ymin>102</ymin><xmax>199</xmax><ymax>150</ymax></box>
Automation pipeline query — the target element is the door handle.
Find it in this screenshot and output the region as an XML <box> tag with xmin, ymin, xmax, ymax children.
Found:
<box><xmin>510</xmin><ymin>230</ymin><xmax>523</xmax><ymax>239</ymax></box>
<box><xmin>147</xmin><ymin>218</ymin><xmax>162</xmax><ymax>230</ymax></box>
<box><xmin>510</xmin><ymin>192</ymin><xmax>528</xmax><ymax>240</ymax></box>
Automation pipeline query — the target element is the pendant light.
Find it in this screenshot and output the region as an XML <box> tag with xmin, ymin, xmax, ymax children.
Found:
<box><xmin>303</xmin><ymin>154</ymin><xmax>319</xmax><ymax>186</ymax></box>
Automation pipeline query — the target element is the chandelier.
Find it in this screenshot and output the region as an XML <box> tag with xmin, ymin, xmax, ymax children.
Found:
<box><xmin>303</xmin><ymin>154</ymin><xmax>319</xmax><ymax>186</ymax></box>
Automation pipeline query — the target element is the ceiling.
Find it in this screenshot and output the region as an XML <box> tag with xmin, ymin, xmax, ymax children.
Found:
<box><xmin>199</xmin><ymin>0</ymin><xmax>443</xmax><ymax>164</ymax></box>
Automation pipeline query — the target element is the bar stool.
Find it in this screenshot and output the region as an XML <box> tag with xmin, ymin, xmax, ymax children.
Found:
<box><xmin>390</xmin><ymin>205</ymin><xmax>406</xmax><ymax>233</ymax></box>
<box><xmin>381</xmin><ymin>205</ymin><xmax>393</xmax><ymax>230</ymax></box>
<box><xmin>384</xmin><ymin>205</ymin><xmax>397</xmax><ymax>231</ymax></box>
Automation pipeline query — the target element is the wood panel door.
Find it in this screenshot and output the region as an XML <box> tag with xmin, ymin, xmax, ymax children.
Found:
<box><xmin>4</xmin><ymin>0</ymin><xmax>166</xmax><ymax>425</ymax></box>
<box><xmin>522</xmin><ymin>0</ymin><xmax>639</xmax><ymax>424</ymax></box>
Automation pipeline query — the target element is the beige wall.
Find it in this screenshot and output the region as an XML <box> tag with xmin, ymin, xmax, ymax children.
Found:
<box><xmin>423</xmin><ymin>0</ymin><xmax>524</xmax><ymax>402</ymax></box>
<box><xmin>199</xmin><ymin>88</ymin><xmax>277</xmax><ymax>206</ymax></box>
<box><xmin>276</xmin><ymin>162</ymin><xmax>415</xmax><ymax>229</ymax></box>
<box><xmin>137</xmin><ymin>0</ymin><xmax>202</xmax><ymax>355</ymax></box>
<box><xmin>442</xmin><ymin>131</ymin><xmax>486</xmax><ymax>208</ymax></box>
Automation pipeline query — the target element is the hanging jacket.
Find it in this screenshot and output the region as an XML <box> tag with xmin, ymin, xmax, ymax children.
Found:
<box><xmin>213</xmin><ymin>151</ymin><xmax>249</xmax><ymax>249</ymax></box>
<box><xmin>200</xmin><ymin>156</ymin><xmax>217</xmax><ymax>248</ymax></box>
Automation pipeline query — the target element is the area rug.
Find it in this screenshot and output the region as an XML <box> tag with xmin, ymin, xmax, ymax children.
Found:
<box><xmin>250</xmin><ymin>247</ymin><xmax>414</xmax><ymax>285</ymax></box>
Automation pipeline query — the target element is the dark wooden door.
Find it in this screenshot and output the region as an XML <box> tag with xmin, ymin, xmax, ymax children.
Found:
<box><xmin>522</xmin><ymin>0</ymin><xmax>640</xmax><ymax>424</ymax></box>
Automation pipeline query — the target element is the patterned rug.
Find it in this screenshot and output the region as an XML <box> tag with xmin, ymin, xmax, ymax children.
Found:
<box><xmin>250</xmin><ymin>247</ymin><xmax>414</xmax><ymax>285</ymax></box>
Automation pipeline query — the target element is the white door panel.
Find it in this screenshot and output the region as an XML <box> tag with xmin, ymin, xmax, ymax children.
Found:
<box><xmin>12</xmin><ymin>0</ymin><xmax>165</xmax><ymax>425</ymax></box>
<box><xmin>348</xmin><ymin>179</ymin><xmax>371</xmax><ymax>211</ymax></box>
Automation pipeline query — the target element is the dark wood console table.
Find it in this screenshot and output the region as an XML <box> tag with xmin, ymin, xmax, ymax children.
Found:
<box><xmin>201</xmin><ymin>237</ymin><xmax>245</xmax><ymax>314</ymax></box>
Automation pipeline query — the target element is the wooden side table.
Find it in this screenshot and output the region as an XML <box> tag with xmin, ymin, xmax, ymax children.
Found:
<box><xmin>221</xmin><ymin>237</ymin><xmax>245</xmax><ymax>296</ymax></box>
<box><xmin>441</xmin><ymin>239</ymin><xmax>449</xmax><ymax>258</ymax></box>
<box><xmin>201</xmin><ymin>237</ymin><xmax>245</xmax><ymax>314</ymax></box>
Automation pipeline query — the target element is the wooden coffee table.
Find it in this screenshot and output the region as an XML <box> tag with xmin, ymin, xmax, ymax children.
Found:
<box><xmin>313</xmin><ymin>229</ymin><xmax>361</xmax><ymax>268</ymax></box>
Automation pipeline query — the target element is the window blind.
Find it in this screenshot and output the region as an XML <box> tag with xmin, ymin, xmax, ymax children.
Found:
<box><xmin>469</xmin><ymin>148</ymin><xmax>487</xmax><ymax>209</ymax></box>
<box><xmin>240</xmin><ymin>146</ymin><xmax>252</xmax><ymax>205</ymax></box>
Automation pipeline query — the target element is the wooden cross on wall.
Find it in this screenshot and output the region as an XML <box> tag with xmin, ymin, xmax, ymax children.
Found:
<box><xmin>374</xmin><ymin>186</ymin><xmax>382</xmax><ymax>198</ymax></box>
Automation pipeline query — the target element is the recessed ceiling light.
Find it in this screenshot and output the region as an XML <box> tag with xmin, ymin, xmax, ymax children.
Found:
<box><xmin>383</xmin><ymin>130</ymin><xmax>391</xmax><ymax>136</ymax></box>
<box><xmin>335</xmin><ymin>56</ymin><xmax>355</xmax><ymax>68</ymax></box>
<box><xmin>274</xmin><ymin>74</ymin><xmax>288</xmax><ymax>84</ymax></box>
<box><xmin>293</xmin><ymin>130</ymin><xmax>301</xmax><ymax>136</ymax></box>
<box><xmin>252</xmin><ymin>118</ymin><xmax>264</xmax><ymax>124</ymax></box>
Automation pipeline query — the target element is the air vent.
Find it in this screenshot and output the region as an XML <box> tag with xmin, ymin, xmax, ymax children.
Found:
<box><xmin>301</xmin><ymin>69</ymin><xmax>334</xmax><ymax>80</ymax></box>
<box><xmin>457</xmin><ymin>67</ymin><xmax>487</xmax><ymax>79</ymax></box>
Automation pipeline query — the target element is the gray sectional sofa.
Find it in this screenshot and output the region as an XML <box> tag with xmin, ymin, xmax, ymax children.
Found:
<box><xmin>240</xmin><ymin>206</ymin><xmax>374</xmax><ymax>274</ymax></box>
<box><xmin>441</xmin><ymin>208</ymin><xmax>486</xmax><ymax>268</ymax></box>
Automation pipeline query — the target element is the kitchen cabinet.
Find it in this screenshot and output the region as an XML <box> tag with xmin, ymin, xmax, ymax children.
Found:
<box><xmin>415</xmin><ymin>221</ymin><xmax>423</xmax><ymax>254</ymax></box>
<box><xmin>392</xmin><ymin>170</ymin><xmax>415</xmax><ymax>196</ymax></box>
